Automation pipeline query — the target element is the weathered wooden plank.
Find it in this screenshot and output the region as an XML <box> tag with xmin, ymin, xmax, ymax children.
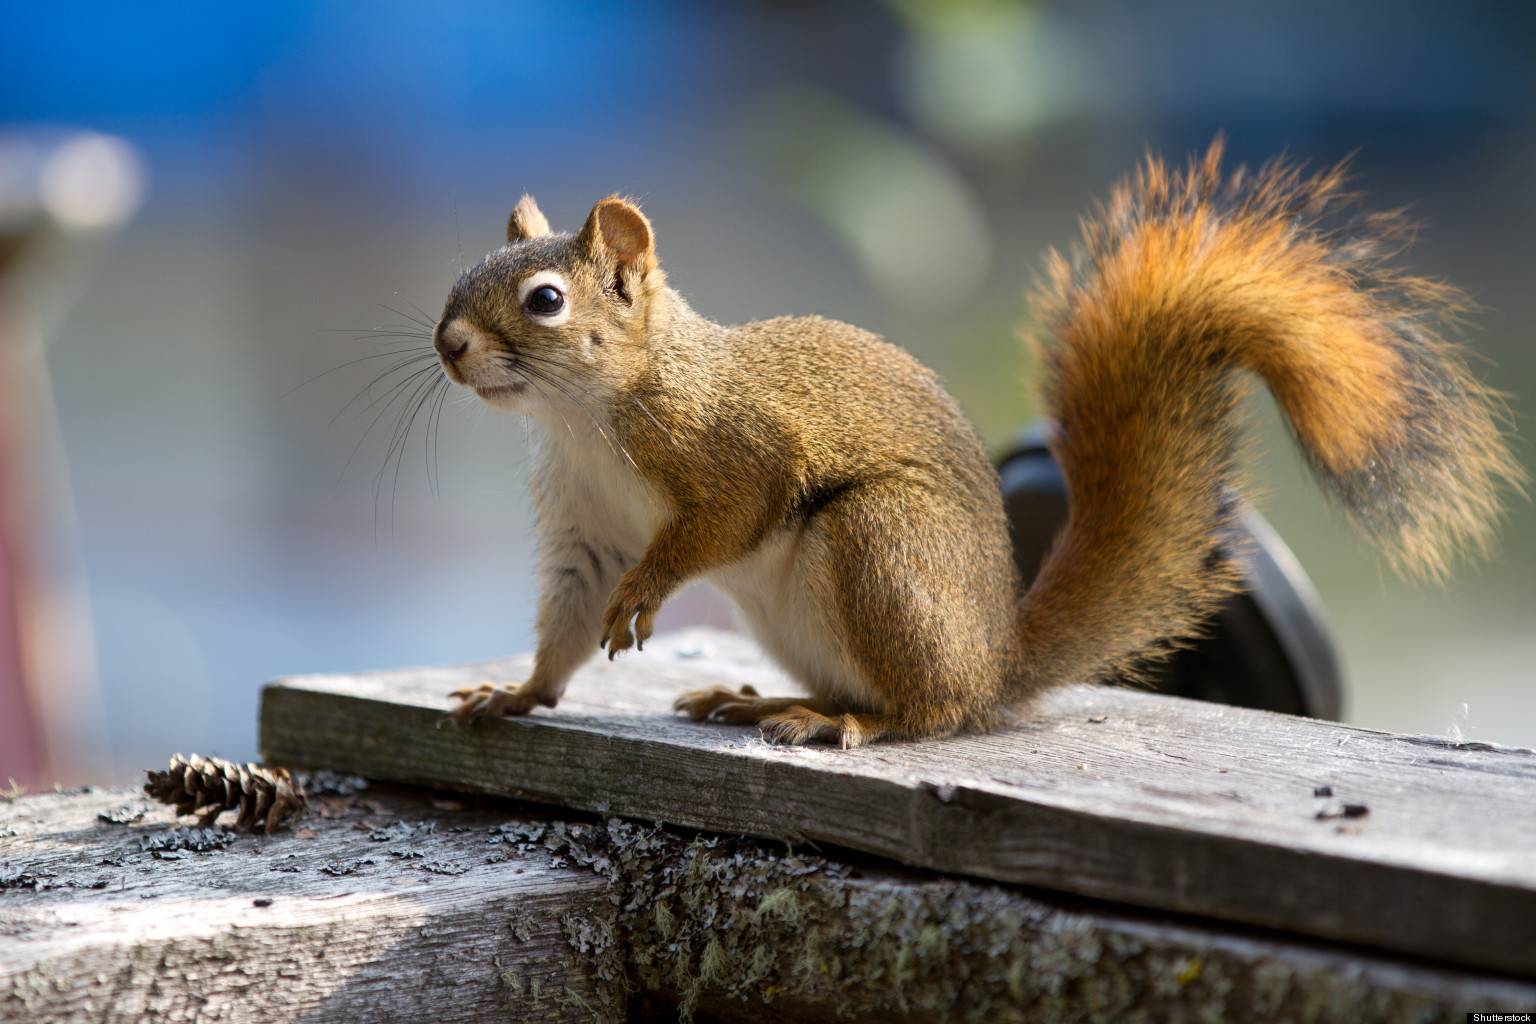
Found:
<box><xmin>1</xmin><ymin>786</ymin><xmax>622</xmax><ymax>1023</ymax></box>
<box><xmin>5</xmin><ymin>785</ymin><xmax>1535</xmax><ymax>1023</ymax></box>
<box><xmin>260</xmin><ymin>629</ymin><xmax>1536</xmax><ymax>979</ymax></box>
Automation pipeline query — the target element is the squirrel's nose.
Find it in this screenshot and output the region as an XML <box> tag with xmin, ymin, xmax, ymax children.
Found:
<box><xmin>433</xmin><ymin>324</ymin><xmax>468</xmax><ymax>362</ymax></box>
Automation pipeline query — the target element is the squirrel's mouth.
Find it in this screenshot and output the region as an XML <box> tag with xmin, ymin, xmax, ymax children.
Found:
<box><xmin>474</xmin><ymin>382</ymin><xmax>528</xmax><ymax>402</ymax></box>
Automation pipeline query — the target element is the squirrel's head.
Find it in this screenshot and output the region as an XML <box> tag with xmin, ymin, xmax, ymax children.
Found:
<box><xmin>433</xmin><ymin>194</ymin><xmax>666</xmax><ymax>414</ymax></box>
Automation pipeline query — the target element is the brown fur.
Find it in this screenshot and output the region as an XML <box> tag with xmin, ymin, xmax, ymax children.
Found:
<box><xmin>436</xmin><ymin>146</ymin><xmax>1523</xmax><ymax>746</ymax></box>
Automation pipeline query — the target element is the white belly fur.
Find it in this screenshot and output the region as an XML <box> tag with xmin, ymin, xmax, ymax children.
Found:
<box><xmin>530</xmin><ymin>420</ymin><xmax>665</xmax><ymax>558</ymax></box>
<box><xmin>530</xmin><ymin>418</ymin><xmax>876</xmax><ymax>710</ymax></box>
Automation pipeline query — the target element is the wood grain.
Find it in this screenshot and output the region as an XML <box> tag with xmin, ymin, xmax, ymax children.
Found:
<box><xmin>1</xmin><ymin>786</ymin><xmax>621</xmax><ymax>1023</ymax></box>
<box><xmin>5</xmin><ymin>784</ymin><xmax>1534</xmax><ymax>1022</ymax></box>
<box><xmin>259</xmin><ymin>629</ymin><xmax>1536</xmax><ymax>979</ymax></box>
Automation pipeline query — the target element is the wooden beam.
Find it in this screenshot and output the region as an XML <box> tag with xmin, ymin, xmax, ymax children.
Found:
<box><xmin>5</xmin><ymin>784</ymin><xmax>1534</xmax><ymax>1022</ymax></box>
<box><xmin>259</xmin><ymin>630</ymin><xmax>1536</xmax><ymax>980</ymax></box>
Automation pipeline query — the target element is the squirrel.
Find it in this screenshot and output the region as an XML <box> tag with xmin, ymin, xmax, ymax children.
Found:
<box><xmin>434</xmin><ymin>140</ymin><xmax>1523</xmax><ymax>748</ymax></box>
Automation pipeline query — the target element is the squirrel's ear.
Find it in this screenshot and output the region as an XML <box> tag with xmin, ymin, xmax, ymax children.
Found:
<box><xmin>577</xmin><ymin>196</ymin><xmax>658</xmax><ymax>288</ymax></box>
<box><xmin>507</xmin><ymin>195</ymin><xmax>551</xmax><ymax>243</ymax></box>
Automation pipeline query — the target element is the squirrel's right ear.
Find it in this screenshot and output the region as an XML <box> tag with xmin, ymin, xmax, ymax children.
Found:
<box><xmin>507</xmin><ymin>195</ymin><xmax>551</xmax><ymax>243</ymax></box>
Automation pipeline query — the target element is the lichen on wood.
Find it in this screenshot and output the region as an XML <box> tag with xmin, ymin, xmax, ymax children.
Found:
<box><xmin>531</xmin><ymin>816</ymin><xmax>1534</xmax><ymax>1023</ymax></box>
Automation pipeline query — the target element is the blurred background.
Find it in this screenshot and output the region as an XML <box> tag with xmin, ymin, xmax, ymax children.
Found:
<box><xmin>1</xmin><ymin>0</ymin><xmax>1532</xmax><ymax>786</ymax></box>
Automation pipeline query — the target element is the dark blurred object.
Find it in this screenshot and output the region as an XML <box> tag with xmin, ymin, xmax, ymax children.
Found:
<box><xmin>998</xmin><ymin>424</ymin><xmax>1343</xmax><ymax>719</ymax></box>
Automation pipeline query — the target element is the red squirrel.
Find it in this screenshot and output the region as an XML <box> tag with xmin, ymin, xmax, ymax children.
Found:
<box><xmin>434</xmin><ymin>141</ymin><xmax>1523</xmax><ymax>747</ymax></box>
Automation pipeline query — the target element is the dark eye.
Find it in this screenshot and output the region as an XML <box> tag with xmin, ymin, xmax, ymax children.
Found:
<box><xmin>525</xmin><ymin>285</ymin><xmax>564</xmax><ymax>315</ymax></box>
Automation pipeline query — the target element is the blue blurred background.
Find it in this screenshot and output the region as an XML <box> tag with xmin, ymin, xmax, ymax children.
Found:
<box><xmin>1</xmin><ymin>0</ymin><xmax>1532</xmax><ymax>783</ymax></box>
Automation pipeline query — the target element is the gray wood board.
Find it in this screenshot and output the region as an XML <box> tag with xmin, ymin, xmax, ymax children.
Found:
<box><xmin>1</xmin><ymin>786</ymin><xmax>622</xmax><ymax>1023</ymax></box>
<box><xmin>6</xmin><ymin>786</ymin><xmax>1535</xmax><ymax>1023</ymax></box>
<box><xmin>259</xmin><ymin>629</ymin><xmax>1536</xmax><ymax>978</ymax></box>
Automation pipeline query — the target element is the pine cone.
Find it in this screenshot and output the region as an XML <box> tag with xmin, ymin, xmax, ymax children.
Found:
<box><xmin>144</xmin><ymin>754</ymin><xmax>308</xmax><ymax>835</ymax></box>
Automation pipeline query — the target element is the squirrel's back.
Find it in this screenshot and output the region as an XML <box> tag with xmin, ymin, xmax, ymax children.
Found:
<box><xmin>706</xmin><ymin>313</ymin><xmax>1005</xmax><ymax>502</ymax></box>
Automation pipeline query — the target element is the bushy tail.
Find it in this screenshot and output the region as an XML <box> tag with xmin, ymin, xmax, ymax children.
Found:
<box><xmin>1016</xmin><ymin>140</ymin><xmax>1525</xmax><ymax>692</ymax></box>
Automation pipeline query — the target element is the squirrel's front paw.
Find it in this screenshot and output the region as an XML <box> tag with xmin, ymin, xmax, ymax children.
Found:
<box><xmin>600</xmin><ymin>573</ymin><xmax>662</xmax><ymax>658</ymax></box>
<box><xmin>439</xmin><ymin>682</ymin><xmax>544</xmax><ymax>727</ymax></box>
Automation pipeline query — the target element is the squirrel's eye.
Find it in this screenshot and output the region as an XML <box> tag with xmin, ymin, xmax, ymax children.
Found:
<box><xmin>525</xmin><ymin>285</ymin><xmax>565</xmax><ymax>316</ymax></box>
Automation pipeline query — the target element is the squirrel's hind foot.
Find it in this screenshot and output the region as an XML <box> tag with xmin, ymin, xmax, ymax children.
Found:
<box><xmin>673</xmin><ymin>684</ymin><xmax>763</xmax><ymax>721</ymax></box>
<box><xmin>673</xmin><ymin>685</ymin><xmax>838</xmax><ymax>726</ymax></box>
<box><xmin>673</xmin><ymin>685</ymin><xmax>898</xmax><ymax>748</ymax></box>
<box><xmin>758</xmin><ymin>708</ymin><xmax>895</xmax><ymax>750</ymax></box>
<box><xmin>439</xmin><ymin>681</ymin><xmax>546</xmax><ymax>727</ymax></box>
<box><xmin>674</xmin><ymin>686</ymin><xmax>881</xmax><ymax>749</ymax></box>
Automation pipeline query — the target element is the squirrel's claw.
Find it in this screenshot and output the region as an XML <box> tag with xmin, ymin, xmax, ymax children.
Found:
<box><xmin>600</xmin><ymin>610</ymin><xmax>643</xmax><ymax>659</ymax></box>
<box><xmin>602</xmin><ymin>620</ymin><xmax>635</xmax><ymax>658</ymax></box>
<box><xmin>601</xmin><ymin>570</ymin><xmax>661</xmax><ymax>659</ymax></box>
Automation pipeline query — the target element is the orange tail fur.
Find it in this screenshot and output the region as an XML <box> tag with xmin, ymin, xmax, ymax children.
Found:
<box><xmin>1017</xmin><ymin>140</ymin><xmax>1524</xmax><ymax>691</ymax></box>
